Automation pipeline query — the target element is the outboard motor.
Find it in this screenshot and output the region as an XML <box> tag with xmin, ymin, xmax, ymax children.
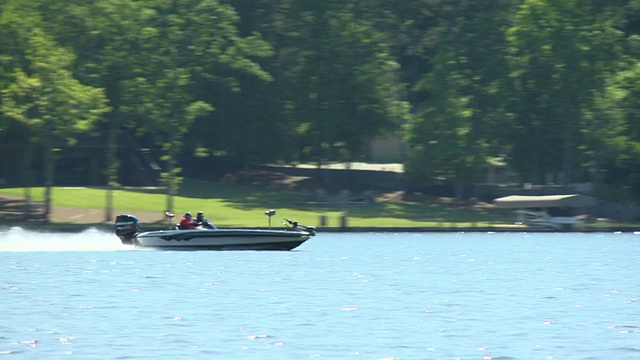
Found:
<box><xmin>115</xmin><ymin>214</ymin><xmax>140</xmax><ymax>245</ymax></box>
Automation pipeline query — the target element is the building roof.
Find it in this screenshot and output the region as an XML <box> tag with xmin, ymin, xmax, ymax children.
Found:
<box><xmin>493</xmin><ymin>194</ymin><xmax>597</xmax><ymax>208</ymax></box>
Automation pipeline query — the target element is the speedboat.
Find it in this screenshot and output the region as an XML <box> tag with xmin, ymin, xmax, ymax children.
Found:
<box><xmin>114</xmin><ymin>210</ymin><xmax>316</xmax><ymax>251</ymax></box>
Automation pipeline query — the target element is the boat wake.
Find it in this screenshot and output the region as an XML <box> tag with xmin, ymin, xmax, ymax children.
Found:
<box><xmin>0</xmin><ymin>227</ymin><xmax>126</xmax><ymax>252</ymax></box>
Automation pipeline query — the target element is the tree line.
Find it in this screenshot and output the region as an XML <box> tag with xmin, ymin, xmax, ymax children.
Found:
<box><xmin>1</xmin><ymin>0</ymin><xmax>640</xmax><ymax>208</ymax></box>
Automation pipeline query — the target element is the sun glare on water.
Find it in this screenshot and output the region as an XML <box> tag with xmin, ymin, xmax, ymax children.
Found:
<box><xmin>0</xmin><ymin>227</ymin><xmax>126</xmax><ymax>252</ymax></box>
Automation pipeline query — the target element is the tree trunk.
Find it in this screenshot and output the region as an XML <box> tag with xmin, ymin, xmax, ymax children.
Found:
<box><xmin>105</xmin><ymin>188</ymin><xmax>113</xmax><ymax>223</ymax></box>
<box><xmin>563</xmin><ymin>142</ymin><xmax>572</xmax><ymax>186</ymax></box>
<box><xmin>592</xmin><ymin>152</ymin><xmax>601</xmax><ymax>187</ymax></box>
<box><xmin>166</xmin><ymin>187</ymin><xmax>174</xmax><ymax>215</ymax></box>
<box><xmin>105</xmin><ymin>120</ymin><xmax>119</xmax><ymax>222</ymax></box>
<box><xmin>42</xmin><ymin>145</ymin><xmax>55</xmax><ymax>222</ymax></box>
<box><xmin>21</xmin><ymin>143</ymin><xmax>35</xmax><ymax>218</ymax></box>
<box><xmin>165</xmin><ymin>134</ymin><xmax>176</xmax><ymax>214</ymax></box>
<box><xmin>454</xmin><ymin>180</ymin><xmax>464</xmax><ymax>200</ymax></box>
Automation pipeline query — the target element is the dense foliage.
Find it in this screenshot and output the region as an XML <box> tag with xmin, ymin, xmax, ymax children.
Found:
<box><xmin>1</xmin><ymin>0</ymin><xmax>640</xmax><ymax>202</ymax></box>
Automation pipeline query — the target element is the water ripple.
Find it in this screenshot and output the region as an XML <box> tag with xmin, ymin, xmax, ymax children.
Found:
<box><xmin>0</xmin><ymin>232</ymin><xmax>638</xmax><ymax>359</ymax></box>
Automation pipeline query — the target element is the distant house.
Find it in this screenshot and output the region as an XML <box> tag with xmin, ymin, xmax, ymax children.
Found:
<box><xmin>486</xmin><ymin>156</ymin><xmax>518</xmax><ymax>184</ymax></box>
<box><xmin>0</xmin><ymin>129</ymin><xmax>161</xmax><ymax>187</ymax></box>
<box><xmin>0</xmin><ymin>132</ymin><xmax>109</xmax><ymax>186</ymax></box>
<box><xmin>365</xmin><ymin>135</ymin><xmax>406</xmax><ymax>163</ymax></box>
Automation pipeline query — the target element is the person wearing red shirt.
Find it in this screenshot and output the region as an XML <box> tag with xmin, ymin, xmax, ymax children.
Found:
<box><xmin>178</xmin><ymin>212</ymin><xmax>196</xmax><ymax>230</ymax></box>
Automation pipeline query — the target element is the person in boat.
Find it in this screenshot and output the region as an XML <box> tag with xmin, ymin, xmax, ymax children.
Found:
<box><xmin>195</xmin><ymin>211</ymin><xmax>216</xmax><ymax>229</ymax></box>
<box><xmin>178</xmin><ymin>212</ymin><xmax>197</xmax><ymax>230</ymax></box>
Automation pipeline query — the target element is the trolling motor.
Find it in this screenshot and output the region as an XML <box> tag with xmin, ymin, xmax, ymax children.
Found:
<box><xmin>265</xmin><ymin>209</ymin><xmax>316</xmax><ymax>235</ymax></box>
<box><xmin>283</xmin><ymin>218</ymin><xmax>317</xmax><ymax>236</ymax></box>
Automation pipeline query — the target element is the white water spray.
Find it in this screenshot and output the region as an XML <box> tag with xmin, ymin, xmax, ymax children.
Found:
<box><xmin>0</xmin><ymin>227</ymin><xmax>127</xmax><ymax>252</ymax></box>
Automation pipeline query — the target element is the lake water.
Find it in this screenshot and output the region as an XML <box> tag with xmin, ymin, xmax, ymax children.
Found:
<box><xmin>0</xmin><ymin>228</ymin><xmax>638</xmax><ymax>360</ymax></box>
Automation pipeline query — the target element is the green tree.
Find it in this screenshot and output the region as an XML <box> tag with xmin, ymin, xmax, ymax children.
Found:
<box><xmin>274</xmin><ymin>1</ymin><xmax>412</xmax><ymax>164</ymax></box>
<box><xmin>405</xmin><ymin>0</ymin><xmax>516</xmax><ymax>197</ymax></box>
<box><xmin>594</xmin><ymin>61</ymin><xmax>640</xmax><ymax>200</ymax></box>
<box><xmin>1</xmin><ymin>0</ymin><xmax>146</xmax><ymax>219</ymax></box>
<box><xmin>122</xmin><ymin>70</ymin><xmax>212</xmax><ymax>212</ymax></box>
<box><xmin>119</xmin><ymin>0</ymin><xmax>271</xmax><ymax>211</ymax></box>
<box><xmin>67</xmin><ymin>0</ymin><xmax>162</xmax><ymax>219</ymax></box>
<box><xmin>505</xmin><ymin>0</ymin><xmax>622</xmax><ymax>185</ymax></box>
<box><xmin>0</xmin><ymin>0</ymin><xmax>41</xmax><ymax>189</ymax></box>
<box><xmin>1</xmin><ymin>28</ymin><xmax>110</xmax><ymax>220</ymax></box>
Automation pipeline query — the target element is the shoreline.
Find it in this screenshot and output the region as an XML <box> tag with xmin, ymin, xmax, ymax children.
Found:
<box><xmin>1</xmin><ymin>222</ymin><xmax>638</xmax><ymax>234</ymax></box>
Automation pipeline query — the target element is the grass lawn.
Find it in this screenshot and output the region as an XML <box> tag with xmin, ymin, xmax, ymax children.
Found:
<box><xmin>0</xmin><ymin>178</ymin><xmax>508</xmax><ymax>227</ymax></box>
